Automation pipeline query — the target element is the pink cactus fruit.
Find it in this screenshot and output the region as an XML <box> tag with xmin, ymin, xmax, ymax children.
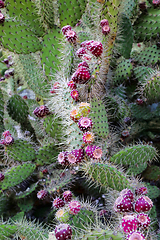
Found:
<box><xmin>0</xmin><ymin>0</ymin><xmax>5</xmax><ymax>8</ymax></box>
<box><xmin>135</xmin><ymin>187</ymin><xmax>148</xmax><ymax>196</ymax></box>
<box><xmin>68</xmin><ymin>200</ymin><xmax>81</xmax><ymax>215</ymax></box>
<box><xmin>58</xmin><ymin>151</ymin><xmax>69</xmax><ymax>165</ymax></box>
<box><xmin>152</xmin><ymin>0</ymin><xmax>160</xmax><ymax>6</ymax></box>
<box><xmin>2</xmin><ymin>130</ymin><xmax>11</xmax><ymax>138</ymax></box>
<box><xmin>77</xmin><ymin>61</ymin><xmax>89</xmax><ymax>69</ymax></box>
<box><xmin>78</xmin><ymin>117</ymin><xmax>93</xmax><ymax>132</ymax></box>
<box><xmin>67</xmin><ymin>80</ymin><xmax>77</xmax><ymax>90</ymax></box>
<box><xmin>4</xmin><ymin>135</ymin><xmax>14</xmax><ymax>145</ymax></box>
<box><xmin>70</xmin><ymin>108</ymin><xmax>82</xmax><ymax>122</ymax></box>
<box><xmin>137</xmin><ymin>213</ymin><xmax>150</xmax><ymax>228</ymax></box>
<box><xmin>65</xmin><ymin>30</ymin><xmax>77</xmax><ymax>44</ymax></box>
<box><xmin>121</xmin><ymin>215</ymin><xmax>138</xmax><ymax>233</ymax></box>
<box><xmin>83</xmin><ymin>131</ymin><xmax>94</xmax><ymax>144</ymax></box>
<box><xmin>67</xmin><ymin>149</ymin><xmax>84</xmax><ymax>164</ymax></box>
<box><xmin>87</xmin><ymin>41</ymin><xmax>103</xmax><ymax>57</ymax></box>
<box><xmin>0</xmin><ymin>173</ymin><xmax>5</xmax><ymax>181</ymax></box>
<box><xmin>70</xmin><ymin>89</ymin><xmax>79</xmax><ymax>101</ymax></box>
<box><xmin>63</xmin><ymin>190</ymin><xmax>72</xmax><ymax>203</ymax></box>
<box><xmin>126</xmin><ymin>231</ymin><xmax>145</xmax><ymax>240</ymax></box>
<box><xmin>61</xmin><ymin>25</ymin><xmax>72</xmax><ymax>35</ymax></box>
<box><xmin>80</xmin><ymin>40</ymin><xmax>94</xmax><ymax>48</ymax></box>
<box><xmin>102</xmin><ymin>25</ymin><xmax>110</xmax><ymax>35</ymax></box>
<box><xmin>76</xmin><ymin>47</ymin><xmax>87</xmax><ymax>58</ymax></box>
<box><xmin>85</xmin><ymin>145</ymin><xmax>102</xmax><ymax>159</ymax></box>
<box><xmin>78</xmin><ymin>102</ymin><xmax>91</xmax><ymax>117</ymax></box>
<box><xmin>119</xmin><ymin>188</ymin><xmax>134</xmax><ymax>202</ymax></box>
<box><xmin>53</xmin><ymin>197</ymin><xmax>65</xmax><ymax>209</ymax></box>
<box><xmin>135</xmin><ymin>196</ymin><xmax>153</xmax><ymax>213</ymax></box>
<box><xmin>71</xmin><ymin>66</ymin><xmax>91</xmax><ymax>84</ymax></box>
<box><xmin>0</xmin><ymin>13</ymin><xmax>5</xmax><ymax>23</ymax></box>
<box><xmin>50</xmin><ymin>82</ymin><xmax>60</xmax><ymax>94</ymax></box>
<box><xmin>100</xmin><ymin>19</ymin><xmax>109</xmax><ymax>27</ymax></box>
<box><xmin>55</xmin><ymin>223</ymin><xmax>72</xmax><ymax>240</ymax></box>
<box><xmin>37</xmin><ymin>190</ymin><xmax>48</xmax><ymax>200</ymax></box>
<box><xmin>113</xmin><ymin>196</ymin><xmax>133</xmax><ymax>212</ymax></box>
<box><xmin>33</xmin><ymin>105</ymin><xmax>49</xmax><ymax>118</ymax></box>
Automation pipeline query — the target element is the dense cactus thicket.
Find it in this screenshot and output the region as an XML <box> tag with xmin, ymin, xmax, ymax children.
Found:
<box><xmin>0</xmin><ymin>0</ymin><xmax>160</xmax><ymax>239</ymax></box>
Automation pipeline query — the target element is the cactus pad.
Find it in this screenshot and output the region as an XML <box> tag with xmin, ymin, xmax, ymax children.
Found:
<box><xmin>36</xmin><ymin>143</ymin><xmax>60</xmax><ymax>165</ymax></box>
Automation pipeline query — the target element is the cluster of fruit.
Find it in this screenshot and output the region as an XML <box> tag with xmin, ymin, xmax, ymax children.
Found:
<box><xmin>114</xmin><ymin>187</ymin><xmax>153</xmax><ymax>240</ymax></box>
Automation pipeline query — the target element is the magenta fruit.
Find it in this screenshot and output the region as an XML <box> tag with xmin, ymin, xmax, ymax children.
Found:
<box><xmin>65</xmin><ymin>30</ymin><xmax>77</xmax><ymax>44</ymax></box>
<box><xmin>0</xmin><ymin>173</ymin><xmax>5</xmax><ymax>181</ymax></box>
<box><xmin>63</xmin><ymin>190</ymin><xmax>72</xmax><ymax>203</ymax></box>
<box><xmin>135</xmin><ymin>196</ymin><xmax>153</xmax><ymax>213</ymax></box>
<box><xmin>2</xmin><ymin>130</ymin><xmax>11</xmax><ymax>138</ymax></box>
<box><xmin>70</xmin><ymin>109</ymin><xmax>82</xmax><ymax>122</ymax></box>
<box><xmin>68</xmin><ymin>200</ymin><xmax>81</xmax><ymax>215</ymax></box>
<box><xmin>152</xmin><ymin>0</ymin><xmax>160</xmax><ymax>6</ymax></box>
<box><xmin>136</xmin><ymin>99</ymin><xmax>144</xmax><ymax>105</ymax></box>
<box><xmin>61</xmin><ymin>25</ymin><xmax>72</xmax><ymax>35</ymax></box>
<box><xmin>87</xmin><ymin>41</ymin><xmax>103</xmax><ymax>57</ymax></box>
<box><xmin>121</xmin><ymin>215</ymin><xmax>138</xmax><ymax>233</ymax></box>
<box><xmin>102</xmin><ymin>25</ymin><xmax>110</xmax><ymax>35</ymax></box>
<box><xmin>100</xmin><ymin>19</ymin><xmax>109</xmax><ymax>27</ymax></box>
<box><xmin>33</xmin><ymin>105</ymin><xmax>49</xmax><ymax>118</ymax></box>
<box><xmin>83</xmin><ymin>131</ymin><xmax>94</xmax><ymax>144</ymax></box>
<box><xmin>71</xmin><ymin>66</ymin><xmax>91</xmax><ymax>84</ymax></box>
<box><xmin>0</xmin><ymin>0</ymin><xmax>4</xmax><ymax>8</ymax></box>
<box><xmin>67</xmin><ymin>80</ymin><xmax>77</xmax><ymax>90</ymax></box>
<box><xmin>78</xmin><ymin>117</ymin><xmax>93</xmax><ymax>132</ymax></box>
<box><xmin>80</xmin><ymin>40</ymin><xmax>94</xmax><ymax>48</ymax></box>
<box><xmin>119</xmin><ymin>188</ymin><xmax>134</xmax><ymax>202</ymax></box>
<box><xmin>113</xmin><ymin>196</ymin><xmax>133</xmax><ymax>212</ymax></box>
<box><xmin>77</xmin><ymin>61</ymin><xmax>89</xmax><ymax>69</ymax></box>
<box><xmin>55</xmin><ymin>223</ymin><xmax>72</xmax><ymax>240</ymax></box>
<box><xmin>0</xmin><ymin>13</ymin><xmax>5</xmax><ymax>23</ymax></box>
<box><xmin>53</xmin><ymin>197</ymin><xmax>65</xmax><ymax>209</ymax></box>
<box><xmin>76</xmin><ymin>47</ymin><xmax>87</xmax><ymax>58</ymax></box>
<box><xmin>67</xmin><ymin>148</ymin><xmax>84</xmax><ymax>164</ymax></box>
<box><xmin>137</xmin><ymin>213</ymin><xmax>150</xmax><ymax>228</ymax></box>
<box><xmin>70</xmin><ymin>89</ymin><xmax>79</xmax><ymax>101</ymax></box>
<box><xmin>37</xmin><ymin>190</ymin><xmax>48</xmax><ymax>200</ymax></box>
<box><xmin>58</xmin><ymin>151</ymin><xmax>69</xmax><ymax>165</ymax></box>
<box><xmin>4</xmin><ymin>136</ymin><xmax>14</xmax><ymax>145</ymax></box>
<box><xmin>135</xmin><ymin>187</ymin><xmax>148</xmax><ymax>195</ymax></box>
<box><xmin>126</xmin><ymin>231</ymin><xmax>145</xmax><ymax>240</ymax></box>
<box><xmin>85</xmin><ymin>145</ymin><xmax>102</xmax><ymax>159</ymax></box>
<box><xmin>50</xmin><ymin>82</ymin><xmax>60</xmax><ymax>94</ymax></box>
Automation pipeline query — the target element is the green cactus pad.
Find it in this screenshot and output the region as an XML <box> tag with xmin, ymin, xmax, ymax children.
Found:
<box><xmin>7</xmin><ymin>94</ymin><xmax>29</xmax><ymax>124</ymax></box>
<box><xmin>130</xmin><ymin>103</ymin><xmax>153</xmax><ymax>121</ymax></box>
<box><xmin>114</xmin><ymin>59</ymin><xmax>133</xmax><ymax>84</ymax></box>
<box><xmin>38</xmin><ymin>0</ymin><xmax>55</xmax><ymax>28</ymax></box>
<box><xmin>58</xmin><ymin>0</ymin><xmax>87</xmax><ymax>27</ymax></box>
<box><xmin>127</xmin><ymin>162</ymin><xmax>148</xmax><ymax>176</ymax></box>
<box><xmin>15</xmin><ymin>182</ymin><xmax>38</xmax><ymax>199</ymax></box>
<box><xmin>66</xmin><ymin>122</ymin><xmax>83</xmax><ymax>150</ymax></box>
<box><xmin>115</xmin><ymin>13</ymin><xmax>134</xmax><ymax>58</ymax></box>
<box><xmin>0</xmin><ymin>224</ymin><xmax>17</xmax><ymax>240</ymax></box>
<box><xmin>0</xmin><ymin>88</ymin><xmax>4</xmax><ymax>122</ymax></box>
<box><xmin>5</xmin><ymin>0</ymin><xmax>44</xmax><ymax>36</ymax></box>
<box><xmin>120</xmin><ymin>0</ymin><xmax>138</xmax><ymax>19</ymax></box>
<box><xmin>134</xmin><ymin>8</ymin><xmax>160</xmax><ymax>41</ymax></box>
<box><xmin>144</xmin><ymin>182</ymin><xmax>160</xmax><ymax>199</ymax></box>
<box><xmin>41</xmin><ymin>28</ymin><xmax>63</xmax><ymax>77</ymax></box>
<box><xmin>17</xmin><ymin>198</ymin><xmax>34</xmax><ymax>212</ymax></box>
<box><xmin>110</xmin><ymin>144</ymin><xmax>157</xmax><ymax>166</ymax></box>
<box><xmin>0</xmin><ymin>163</ymin><xmax>36</xmax><ymax>190</ymax></box>
<box><xmin>89</xmin><ymin>98</ymin><xmax>109</xmax><ymax>138</ymax></box>
<box><xmin>136</xmin><ymin>45</ymin><xmax>160</xmax><ymax>65</ymax></box>
<box><xmin>84</xmin><ymin>229</ymin><xmax>124</xmax><ymax>240</ymax></box>
<box><xmin>0</xmin><ymin>20</ymin><xmax>42</xmax><ymax>54</ymax></box>
<box><xmin>142</xmin><ymin>165</ymin><xmax>160</xmax><ymax>181</ymax></box>
<box><xmin>82</xmin><ymin>162</ymin><xmax>130</xmax><ymax>191</ymax></box>
<box><xmin>43</xmin><ymin>115</ymin><xmax>63</xmax><ymax>141</ymax></box>
<box><xmin>19</xmin><ymin>54</ymin><xmax>49</xmax><ymax>98</ymax></box>
<box><xmin>134</xmin><ymin>66</ymin><xmax>154</xmax><ymax>84</ymax></box>
<box><xmin>36</xmin><ymin>143</ymin><xmax>60</xmax><ymax>165</ymax></box>
<box><xmin>6</xmin><ymin>139</ymin><xmax>36</xmax><ymax>162</ymax></box>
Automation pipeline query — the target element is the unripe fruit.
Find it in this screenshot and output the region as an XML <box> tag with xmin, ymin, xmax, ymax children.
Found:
<box><xmin>68</xmin><ymin>200</ymin><xmax>81</xmax><ymax>215</ymax></box>
<box><xmin>135</xmin><ymin>196</ymin><xmax>153</xmax><ymax>213</ymax></box>
<box><xmin>55</xmin><ymin>208</ymin><xmax>70</xmax><ymax>222</ymax></box>
<box><xmin>78</xmin><ymin>102</ymin><xmax>91</xmax><ymax>116</ymax></box>
<box><xmin>114</xmin><ymin>196</ymin><xmax>133</xmax><ymax>212</ymax></box>
<box><xmin>55</xmin><ymin>223</ymin><xmax>72</xmax><ymax>240</ymax></box>
<box><xmin>53</xmin><ymin>198</ymin><xmax>65</xmax><ymax>209</ymax></box>
<box><xmin>70</xmin><ymin>109</ymin><xmax>82</xmax><ymax>122</ymax></box>
<box><xmin>122</xmin><ymin>215</ymin><xmax>138</xmax><ymax>233</ymax></box>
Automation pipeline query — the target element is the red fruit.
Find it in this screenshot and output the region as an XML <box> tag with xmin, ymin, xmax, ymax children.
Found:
<box><xmin>76</xmin><ymin>47</ymin><xmax>87</xmax><ymax>58</ymax></box>
<box><xmin>70</xmin><ymin>89</ymin><xmax>79</xmax><ymax>101</ymax></box>
<box><xmin>53</xmin><ymin>197</ymin><xmax>65</xmax><ymax>209</ymax></box>
<box><xmin>80</xmin><ymin>40</ymin><xmax>94</xmax><ymax>48</ymax></box>
<box><xmin>4</xmin><ymin>136</ymin><xmax>14</xmax><ymax>145</ymax></box>
<box><xmin>135</xmin><ymin>196</ymin><xmax>153</xmax><ymax>213</ymax></box>
<box><xmin>152</xmin><ymin>0</ymin><xmax>160</xmax><ymax>6</ymax></box>
<box><xmin>137</xmin><ymin>43</ymin><xmax>141</xmax><ymax>47</ymax></box>
<box><xmin>0</xmin><ymin>1</ymin><xmax>4</xmax><ymax>8</ymax></box>
<box><xmin>58</xmin><ymin>151</ymin><xmax>69</xmax><ymax>165</ymax></box>
<box><xmin>61</xmin><ymin>25</ymin><xmax>72</xmax><ymax>35</ymax></box>
<box><xmin>83</xmin><ymin>131</ymin><xmax>94</xmax><ymax>144</ymax></box>
<box><xmin>50</xmin><ymin>82</ymin><xmax>60</xmax><ymax>94</ymax></box>
<box><xmin>42</xmin><ymin>169</ymin><xmax>48</xmax><ymax>174</ymax></box>
<box><xmin>33</xmin><ymin>105</ymin><xmax>49</xmax><ymax>118</ymax></box>
<box><xmin>71</xmin><ymin>66</ymin><xmax>91</xmax><ymax>84</ymax></box>
<box><xmin>126</xmin><ymin>231</ymin><xmax>145</xmax><ymax>240</ymax></box>
<box><xmin>136</xmin><ymin>99</ymin><xmax>143</xmax><ymax>105</ymax></box>
<box><xmin>69</xmin><ymin>200</ymin><xmax>81</xmax><ymax>215</ymax></box>
<box><xmin>65</xmin><ymin>30</ymin><xmax>77</xmax><ymax>43</ymax></box>
<box><xmin>63</xmin><ymin>190</ymin><xmax>72</xmax><ymax>203</ymax></box>
<box><xmin>88</xmin><ymin>41</ymin><xmax>103</xmax><ymax>57</ymax></box>
<box><xmin>2</xmin><ymin>130</ymin><xmax>11</xmax><ymax>138</ymax></box>
<box><xmin>122</xmin><ymin>215</ymin><xmax>138</xmax><ymax>233</ymax></box>
<box><xmin>55</xmin><ymin>223</ymin><xmax>72</xmax><ymax>240</ymax></box>
<box><xmin>78</xmin><ymin>117</ymin><xmax>93</xmax><ymax>132</ymax></box>
<box><xmin>37</xmin><ymin>190</ymin><xmax>48</xmax><ymax>200</ymax></box>
<box><xmin>120</xmin><ymin>189</ymin><xmax>134</xmax><ymax>202</ymax></box>
<box><xmin>23</xmin><ymin>95</ymin><xmax>28</xmax><ymax>99</ymax></box>
<box><xmin>77</xmin><ymin>61</ymin><xmax>89</xmax><ymax>69</ymax></box>
<box><xmin>67</xmin><ymin>149</ymin><xmax>84</xmax><ymax>164</ymax></box>
<box><xmin>121</xmin><ymin>130</ymin><xmax>130</xmax><ymax>138</ymax></box>
<box><xmin>113</xmin><ymin>196</ymin><xmax>133</xmax><ymax>212</ymax></box>
<box><xmin>102</xmin><ymin>25</ymin><xmax>110</xmax><ymax>35</ymax></box>
<box><xmin>135</xmin><ymin>187</ymin><xmax>148</xmax><ymax>196</ymax></box>
<box><xmin>100</xmin><ymin>19</ymin><xmax>109</xmax><ymax>27</ymax></box>
<box><xmin>67</xmin><ymin>80</ymin><xmax>77</xmax><ymax>90</ymax></box>
<box><xmin>0</xmin><ymin>173</ymin><xmax>5</xmax><ymax>181</ymax></box>
<box><xmin>0</xmin><ymin>13</ymin><xmax>5</xmax><ymax>23</ymax></box>
<box><xmin>137</xmin><ymin>213</ymin><xmax>150</xmax><ymax>228</ymax></box>
<box><xmin>85</xmin><ymin>145</ymin><xmax>103</xmax><ymax>159</ymax></box>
